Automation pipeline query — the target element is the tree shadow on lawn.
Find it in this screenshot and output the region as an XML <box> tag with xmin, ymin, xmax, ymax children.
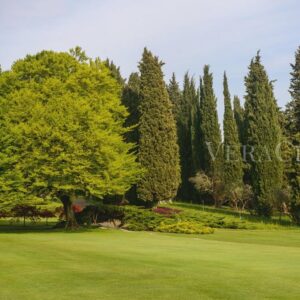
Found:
<box><xmin>0</xmin><ymin>222</ymin><xmax>96</xmax><ymax>234</ymax></box>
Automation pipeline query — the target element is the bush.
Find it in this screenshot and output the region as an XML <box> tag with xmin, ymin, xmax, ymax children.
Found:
<box><xmin>156</xmin><ymin>221</ymin><xmax>214</xmax><ymax>234</ymax></box>
<box><xmin>152</xmin><ymin>206</ymin><xmax>181</xmax><ymax>216</ymax></box>
<box><xmin>76</xmin><ymin>203</ymin><xmax>125</xmax><ymax>226</ymax></box>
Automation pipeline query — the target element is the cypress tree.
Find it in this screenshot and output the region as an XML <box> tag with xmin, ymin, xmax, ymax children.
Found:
<box><xmin>104</xmin><ymin>59</ymin><xmax>125</xmax><ymax>87</ymax></box>
<box><xmin>287</xmin><ymin>46</ymin><xmax>300</xmax><ymax>224</ymax></box>
<box><xmin>137</xmin><ymin>48</ymin><xmax>180</xmax><ymax>204</ymax></box>
<box><xmin>189</xmin><ymin>78</ymin><xmax>202</xmax><ymax>173</ymax></box>
<box><xmin>174</xmin><ymin>73</ymin><xmax>200</xmax><ymax>201</ymax></box>
<box><xmin>244</xmin><ymin>52</ymin><xmax>283</xmax><ymax>217</ymax></box>
<box><xmin>233</xmin><ymin>96</ymin><xmax>245</xmax><ymax>145</ymax></box>
<box><xmin>199</xmin><ymin>65</ymin><xmax>222</xmax><ymax>178</ymax></box>
<box><xmin>289</xmin><ymin>46</ymin><xmax>300</xmax><ymax>132</ymax></box>
<box><xmin>167</xmin><ymin>73</ymin><xmax>182</xmax><ymax>121</ymax></box>
<box><xmin>223</xmin><ymin>73</ymin><xmax>243</xmax><ymax>194</ymax></box>
<box><xmin>122</xmin><ymin>72</ymin><xmax>140</xmax><ymax>145</ymax></box>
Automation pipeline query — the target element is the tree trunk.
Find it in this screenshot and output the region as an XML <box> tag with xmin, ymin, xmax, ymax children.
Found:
<box><xmin>61</xmin><ymin>194</ymin><xmax>78</xmax><ymax>229</ymax></box>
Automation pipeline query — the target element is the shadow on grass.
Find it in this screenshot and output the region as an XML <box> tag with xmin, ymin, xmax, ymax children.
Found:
<box><xmin>0</xmin><ymin>222</ymin><xmax>97</xmax><ymax>234</ymax></box>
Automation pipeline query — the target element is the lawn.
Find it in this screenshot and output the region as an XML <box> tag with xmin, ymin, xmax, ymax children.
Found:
<box><xmin>1</xmin><ymin>227</ymin><xmax>300</xmax><ymax>300</ymax></box>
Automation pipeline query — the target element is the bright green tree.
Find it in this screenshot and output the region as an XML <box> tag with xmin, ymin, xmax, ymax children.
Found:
<box><xmin>0</xmin><ymin>49</ymin><xmax>141</xmax><ymax>227</ymax></box>
<box><xmin>137</xmin><ymin>48</ymin><xmax>180</xmax><ymax>205</ymax></box>
<box><xmin>244</xmin><ymin>52</ymin><xmax>283</xmax><ymax>217</ymax></box>
<box><xmin>223</xmin><ymin>73</ymin><xmax>243</xmax><ymax>197</ymax></box>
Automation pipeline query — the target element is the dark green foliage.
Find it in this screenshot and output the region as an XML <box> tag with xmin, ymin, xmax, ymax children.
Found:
<box><xmin>223</xmin><ymin>73</ymin><xmax>243</xmax><ymax>195</ymax></box>
<box><xmin>75</xmin><ymin>203</ymin><xmax>125</xmax><ymax>226</ymax></box>
<box><xmin>176</xmin><ymin>74</ymin><xmax>201</xmax><ymax>200</ymax></box>
<box><xmin>289</xmin><ymin>46</ymin><xmax>300</xmax><ymax>133</ymax></box>
<box><xmin>233</xmin><ymin>96</ymin><xmax>245</xmax><ymax>145</ymax></box>
<box><xmin>104</xmin><ymin>58</ymin><xmax>125</xmax><ymax>87</ymax></box>
<box><xmin>167</xmin><ymin>73</ymin><xmax>182</xmax><ymax>120</ymax></box>
<box><xmin>137</xmin><ymin>48</ymin><xmax>181</xmax><ymax>204</ymax></box>
<box><xmin>199</xmin><ymin>66</ymin><xmax>222</xmax><ymax>178</ymax></box>
<box><xmin>244</xmin><ymin>52</ymin><xmax>283</xmax><ymax>217</ymax></box>
<box><xmin>121</xmin><ymin>73</ymin><xmax>141</xmax><ymax>203</ymax></box>
<box><xmin>289</xmin><ymin>134</ymin><xmax>300</xmax><ymax>224</ymax></box>
<box><xmin>10</xmin><ymin>204</ymin><xmax>40</xmax><ymax>226</ymax></box>
<box><xmin>284</xmin><ymin>47</ymin><xmax>300</xmax><ymax>223</ymax></box>
<box><xmin>122</xmin><ymin>72</ymin><xmax>141</xmax><ymax>145</ymax></box>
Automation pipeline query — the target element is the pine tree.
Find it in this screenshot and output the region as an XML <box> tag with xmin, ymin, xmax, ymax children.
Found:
<box><xmin>199</xmin><ymin>65</ymin><xmax>222</xmax><ymax>178</ymax></box>
<box><xmin>244</xmin><ymin>52</ymin><xmax>283</xmax><ymax>217</ymax></box>
<box><xmin>122</xmin><ymin>72</ymin><xmax>140</xmax><ymax>145</ymax></box>
<box><xmin>137</xmin><ymin>48</ymin><xmax>180</xmax><ymax>204</ymax></box>
<box><xmin>233</xmin><ymin>96</ymin><xmax>245</xmax><ymax>145</ymax></box>
<box><xmin>223</xmin><ymin>73</ymin><xmax>243</xmax><ymax>196</ymax></box>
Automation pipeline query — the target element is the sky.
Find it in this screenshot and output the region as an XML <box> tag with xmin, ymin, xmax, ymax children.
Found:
<box><xmin>1</xmin><ymin>0</ymin><xmax>299</xmax><ymax>120</ymax></box>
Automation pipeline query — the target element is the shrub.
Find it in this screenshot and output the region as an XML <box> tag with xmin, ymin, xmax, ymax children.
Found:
<box><xmin>156</xmin><ymin>221</ymin><xmax>214</xmax><ymax>234</ymax></box>
<box><xmin>152</xmin><ymin>206</ymin><xmax>181</xmax><ymax>216</ymax></box>
<box><xmin>11</xmin><ymin>204</ymin><xmax>40</xmax><ymax>226</ymax></box>
<box><xmin>76</xmin><ymin>203</ymin><xmax>125</xmax><ymax>226</ymax></box>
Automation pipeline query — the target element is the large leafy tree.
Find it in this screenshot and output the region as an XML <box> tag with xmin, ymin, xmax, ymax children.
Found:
<box><xmin>0</xmin><ymin>49</ymin><xmax>141</xmax><ymax>227</ymax></box>
<box><xmin>223</xmin><ymin>73</ymin><xmax>243</xmax><ymax>196</ymax></box>
<box><xmin>137</xmin><ymin>48</ymin><xmax>180</xmax><ymax>205</ymax></box>
<box><xmin>244</xmin><ymin>52</ymin><xmax>283</xmax><ymax>217</ymax></box>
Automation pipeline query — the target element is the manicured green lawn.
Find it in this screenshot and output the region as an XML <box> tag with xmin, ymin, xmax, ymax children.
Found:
<box><xmin>1</xmin><ymin>228</ymin><xmax>300</xmax><ymax>300</ymax></box>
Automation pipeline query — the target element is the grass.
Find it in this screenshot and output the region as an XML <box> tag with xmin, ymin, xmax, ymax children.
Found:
<box><xmin>1</xmin><ymin>226</ymin><xmax>300</xmax><ymax>300</ymax></box>
<box><xmin>1</xmin><ymin>203</ymin><xmax>299</xmax><ymax>299</ymax></box>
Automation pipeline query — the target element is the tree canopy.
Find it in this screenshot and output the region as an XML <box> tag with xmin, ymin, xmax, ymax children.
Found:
<box><xmin>0</xmin><ymin>49</ymin><xmax>142</xmax><ymax>226</ymax></box>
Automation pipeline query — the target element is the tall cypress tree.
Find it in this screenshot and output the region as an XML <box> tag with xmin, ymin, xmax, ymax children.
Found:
<box><xmin>223</xmin><ymin>73</ymin><xmax>243</xmax><ymax>194</ymax></box>
<box><xmin>189</xmin><ymin>78</ymin><xmax>202</xmax><ymax>173</ymax></box>
<box><xmin>122</xmin><ymin>72</ymin><xmax>140</xmax><ymax>145</ymax></box>
<box><xmin>244</xmin><ymin>52</ymin><xmax>283</xmax><ymax>217</ymax></box>
<box><xmin>199</xmin><ymin>65</ymin><xmax>222</xmax><ymax>178</ymax></box>
<box><xmin>289</xmin><ymin>46</ymin><xmax>300</xmax><ymax>132</ymax></box>
<box><xmin>137</xmin><ymin>48</ymin><xmax>180</xmax><ymax>204</ymax></box>
<box><xmin>174</xmin><ymin>73</ymin><xmax>200</xmax><ymax>201</ymax></box>
<box><xmin>287</xmin><ymin>46</ymin><xmax>300</xmax><ymax>224</ymax></box>
<box><xmin>233</xmin><ymin>96</ymin><xmax>245</xmax><ymax>145</ymax></box>
<box><xmin>168</xmin><ymin>73</ymin><xmax>182</xmax><ymax>121</ymax></box>
<box><xmin>104</xmin><ymin>59</ymin><xmax>125</xmax><ymax>87</ymax></box>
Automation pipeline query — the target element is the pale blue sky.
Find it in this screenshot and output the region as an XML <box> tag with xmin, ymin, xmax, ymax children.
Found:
<box><xmin>1</xmin><ymin>0</ymin><xmax>299</xmax><ymax>119</ymax></box>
